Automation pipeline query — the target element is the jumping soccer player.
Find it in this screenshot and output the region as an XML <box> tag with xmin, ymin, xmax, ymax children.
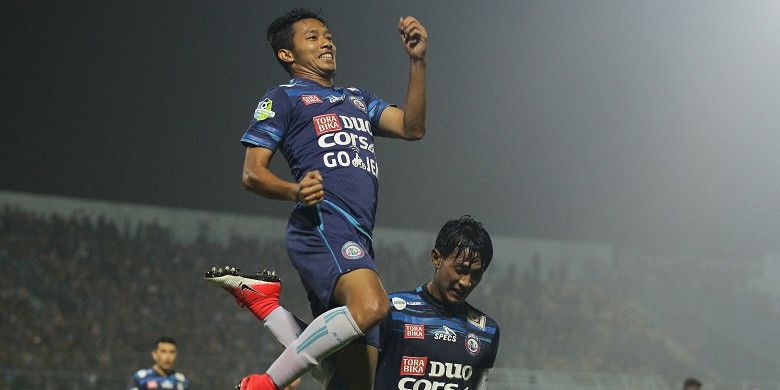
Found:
<box><xmin>208</xmin><ymin>8</ymin><xmax>428</xmax><ymax>390</ymax></box>
<box><xmin>207</xmin><ymin>216</ymin><xmax>499</xmax><ymax>389</ymax></box>
<box><xmin>129</xmin><ymin>336</ymin><xmax>189</xmax><ymax>390</ymax></box>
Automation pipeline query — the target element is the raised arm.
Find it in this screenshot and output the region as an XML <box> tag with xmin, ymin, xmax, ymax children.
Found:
<box><xmin>242</xmin><ymin>147</ymin><xmax>324</xmax><ymax>206</ymax></box>
<box><xmin>376</xmin><ymin>16</ymin><xmax>428</xmax><ymax>141</ymax></box>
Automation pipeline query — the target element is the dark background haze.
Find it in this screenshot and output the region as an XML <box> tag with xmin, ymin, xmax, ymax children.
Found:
<box><xmin>3</xmin><ymin>0</ymin><xmax>779</xmax><ymax>255</ymax></box>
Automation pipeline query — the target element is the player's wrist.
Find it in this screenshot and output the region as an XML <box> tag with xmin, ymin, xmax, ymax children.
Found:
<box><xmin>293</xmin><ymin>183</ymin><xmax>303</xmax><ymax>203</ymax></box>
<box><xmin>409</xmin><ymin>57</ymin><xmax>427</xmax><ymax>66</ymax></box>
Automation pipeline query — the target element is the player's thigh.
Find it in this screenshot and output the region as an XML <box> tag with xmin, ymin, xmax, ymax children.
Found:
<box><xmin>329</xmin><ymin>342</ymin><xmax>378</xmax><ymax>390</ymax></box>
<box><xmin>332</xmin><ymin>268</ymin><xmax>388</xmax><ymax>329</ymax></box>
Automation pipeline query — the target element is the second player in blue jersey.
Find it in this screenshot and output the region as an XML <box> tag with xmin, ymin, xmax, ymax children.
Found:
<box><xmin>376</xmin><ymin>216</ymin><xmax>499</xmax><ymax>390</ymax></box>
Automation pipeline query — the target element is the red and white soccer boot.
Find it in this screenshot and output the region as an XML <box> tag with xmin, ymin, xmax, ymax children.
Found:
<box><xmin>235</xmin><ymin>373</ymin><xmax>278</xmax><ymax>390</ymax></box>
<box><xmin>203</xmin><ymin>266</ymin><xmax>281</xmax><ymax>321</ymax></box>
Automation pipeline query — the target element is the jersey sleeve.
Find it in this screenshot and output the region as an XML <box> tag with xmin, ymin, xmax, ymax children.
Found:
<box><xmin>358</xmin><ymin>88</ymin><xmax>391</xmax><ymax>130</ymax></box>
<box><xmin>240</xmin><ymin>87</ymin><xmax>292</xmax><ymax>151</ymax></box>
<box><xmin>485</xmin><ymin>326</ymin><xmax>500</xmax><ymax>368</ymax></box>
<box><xmin>128</xmin><ymin>372</ymin><xmax>142</xmax><ymax>390</ymax></box>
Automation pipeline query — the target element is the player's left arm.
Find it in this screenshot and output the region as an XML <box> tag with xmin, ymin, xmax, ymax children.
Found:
<box><xmin>473</xmin><ymin>369</ymin><xmax>490</xmax><ymax>390</ymax></box>
<box><xmin>474</xmin><ymin>324</ymin><xmax>500</xmax><ymax>390</ymax></box>
<box><xmin>376</xmin><ymin>16</ymin><xmax>428</xmax><ymax>141</ymax></box>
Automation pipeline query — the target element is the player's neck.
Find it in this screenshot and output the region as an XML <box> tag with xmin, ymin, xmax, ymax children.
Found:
<box><xmin>423</xmin><ymin>282</ymin><xmax>464</xmax><ymax>312</ymax></box>
<box><xmin>153</xmin><ymin>365</ymin><xmax>172</xmax><ymax>377</ymax></box>
<box><xmin>292</xmin><ymin>70</ymin><xmax>334</xmax><ymax>88</ymax></box>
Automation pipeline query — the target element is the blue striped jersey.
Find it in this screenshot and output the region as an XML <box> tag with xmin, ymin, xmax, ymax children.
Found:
<box><xmin>129</xmin><ymin>368</ymin><xmax>188</xmax><ymax>390</ymax></box>
<box><xmin>241</xmin><ymin>78</ymin><xmax>391</xmax><ymax>233</ymax></box>
<box><xmin>376</xmin><ymin>286</ymin><xmax>500</xmax><ymax>390</ymax></box>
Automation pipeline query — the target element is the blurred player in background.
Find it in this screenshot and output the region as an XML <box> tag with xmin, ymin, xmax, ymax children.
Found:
<box><xmin>207</xmin><ymin>216</ymin><xmax>499</xmax><ymax>389</ymax></box>
<box><xmin>129</xmin><ymin>336</ymin><xmax>189</xmax><ymax>390</ymax></box>
<box><xmin>683</xmin><ymin>377</ymin><xmax>702</xmax><ymax>390</ymax></box>
<box><xmin>208</xmin><ymin>7</ymin><xmax>428</xmax><ymax>390</ymax></box>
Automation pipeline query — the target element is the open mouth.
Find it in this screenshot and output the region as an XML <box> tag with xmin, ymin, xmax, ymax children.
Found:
<box><xmin>319</xmin><ymin>52</ymin><xmax>334</xmax><ymax>60</ymax></box>
<box><xmin>449</xmin><ymin>289</ymin><xmax>468</xmax><ymax>300</ymax></box>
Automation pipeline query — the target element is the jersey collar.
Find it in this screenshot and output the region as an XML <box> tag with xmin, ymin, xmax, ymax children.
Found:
<box><xmin>418</xmin><ymin>284</ymin><xmax>468</xmax><ymax>316</ymax></box>
<box><xmin>289</xmin><ymin>77</ymin><xmax>337</xmax><ymax>89</ymax></box>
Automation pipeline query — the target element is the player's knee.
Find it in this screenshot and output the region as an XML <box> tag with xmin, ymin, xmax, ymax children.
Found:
<box><xmin>350</xmin><ymin>297</ymin><xmax>389</xmax><ymax>331</ymax></box>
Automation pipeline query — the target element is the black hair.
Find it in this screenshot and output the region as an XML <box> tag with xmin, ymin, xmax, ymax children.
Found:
<box><xmin>266</xmin><ymin>8</ymin><xmax>327</xmax><ymax>74</ymax></box>
<box><xmin>154</xmin><ymin>336</ymin><xmax>176</xmax><ymax>349</ymax></box>
<box><xmin>434</xmin><ymin>216</ymin><xmax>493</xmax><ymax>269</ymax></box>
<box><xmin>684</xmin><ymin>378</ymin><xmax>702</xmax><ymax>388</ymax></box>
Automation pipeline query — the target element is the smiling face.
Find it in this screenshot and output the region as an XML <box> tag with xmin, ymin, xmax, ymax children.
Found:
<box><xmin>429</xmin><ymin>248</ymin><xmax>485</xmax><ymax>305</ymax></box>
<box><xmin>280</xmin><ymin>18</ymin><xmax>336</xmax><ymax>82</ymax></box>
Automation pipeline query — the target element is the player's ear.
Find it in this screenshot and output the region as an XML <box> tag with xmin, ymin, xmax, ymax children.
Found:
<box><xmin>278</xmin><ymin>49</ymin><xmax>294</xmax><ymax>66</ymax></box>
<box><xmin>431</xmin><ymin>249</ymin><xmax>442</xmax><ymax>269</ymax></box>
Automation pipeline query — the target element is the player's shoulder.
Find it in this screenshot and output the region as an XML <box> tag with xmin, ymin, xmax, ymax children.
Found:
<box><xmin>174</xmin><ymin>372</ymin><xmax>187</xmax><ymax>383</ymax></box>
<box><xmin>388</xmin><ymin>289</ymin><xmax>424</xmax><ymax>310</ymax></box>
<box><xmin>462</xmin><ymin>303</ymin><xmax>500</xmax><ymax>335</ymax></box>
<box><xmin>262</xmin><ymin>78</ymin><xmax>316</xmax><ymax>97</ymax></box>
<box><xmin>262</xmin><ymin>82</ymin><xmax>296</xmax><ymax>98</ymax></box>
<box><xmin>345</xmin><ymin>86</ymin><xmax>376</xmax><ymax>99</ymax></box>
<box><xmin>133</xmin><ymin>368</ymin><xmax>153</xmax><ymax>379</ymax></box>
<box><xmin>388</xmin><ymin>288</ymin><xmax>418</xmax><ymax>299</ymax></box>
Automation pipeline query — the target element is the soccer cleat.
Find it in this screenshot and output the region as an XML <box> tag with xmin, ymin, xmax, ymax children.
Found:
<box><xmin>204</xmin><ymin>266</ymin><xmax>281</xmax><ymax>321</ymax></box>
<box><xmin>235</xmin><ymin>373</ymin><xmax>278</xmax><ymax>390</ymax></box>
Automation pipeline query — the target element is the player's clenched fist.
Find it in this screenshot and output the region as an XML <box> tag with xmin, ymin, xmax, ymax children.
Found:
<box><xmin>296</xmin><ymin>170</ymin><xmax>324</xmax><ymax>206</ymax></box>
<box><xmin>398</xmin><ymin>16</ymin><xmax>428</xmax><ymax>61</ymax></box>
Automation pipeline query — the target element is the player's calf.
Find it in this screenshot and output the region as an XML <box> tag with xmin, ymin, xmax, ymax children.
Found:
<box><xmin>204</xmin><ymin>266</ymin><xmax>281</xmax><ymax>321</ymax></box>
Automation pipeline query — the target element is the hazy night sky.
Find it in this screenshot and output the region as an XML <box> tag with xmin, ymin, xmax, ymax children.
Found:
<box><xmin>3</xmin><ymin>1</ymin><xmax>780</xmax><ymax>255</ymax></box>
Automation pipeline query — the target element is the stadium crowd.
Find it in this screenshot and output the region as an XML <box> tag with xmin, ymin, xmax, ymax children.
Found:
<box><xmin>2</xmin><ymin>204</ymin><xmax>779</xmax><ymax>388</ymax></box>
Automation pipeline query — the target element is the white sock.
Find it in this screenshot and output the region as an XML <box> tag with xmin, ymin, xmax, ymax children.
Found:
<box><xmin>263</xmin><ymin>307</ymin><xmax>335</xmax><ymax>385</ymax></box>
<box><xmin>264</xmin><ymin>307</ymin><xmax>304</xmax><ymax>346</ymax></box>
<box><xmin>266</xmin><ymin>306</ymin><xmax>362</xmax><ymax>388</ymax></box>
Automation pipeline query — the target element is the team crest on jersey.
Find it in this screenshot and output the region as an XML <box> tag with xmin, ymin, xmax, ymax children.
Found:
<box><xmin>404</xmin><ymin>324</ymin><xmax>425</xmax><ymax>339</ymax></box>
<box><xmin>147</xmin><ymin>381</ymin><xmax>158</xmax><ymax>389</ymax></box>
<box><xmin>341</xmin><ymin>241</ymin><xmax>365</xmax><ymax>259</ymax></box>
<box><xmin>400</xmin><ymin>356</ymin><xmax>428</xmax><ymax>376</ymax></box>
<box><xmin>349</xmin><ymin>96</ymin><xmax>367</xmax><ymax>113</ymax></box>
<box><xmin>467</xmin><ymin>310</ymin><xmax>486</xmax><ymax>330</ymax></box>
<box><xmin>312</xmin><ymin>113</ymin><xmax>343</xmax><ymax>136</ymax></box>
<box><xmin>254</xmin><ymin>98</ymin><xmax>275</xmax><ymax>121</ymax></box>
<box><xmin>300</xmin><ymin>94</ymin><xmax>323</xmax><ymax>105</ymax></box>
<box><xmin>465</xmin><ymin>333</ymin><xmax>481</xmax><ymax>356</ymax></box>
<box><xmin>392</xmin><ymin>296</ymin><xmax>407</xmax><ymax>310</ymax></box>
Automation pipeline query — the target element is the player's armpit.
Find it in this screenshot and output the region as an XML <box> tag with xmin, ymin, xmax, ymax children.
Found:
<box><xmin>376</xmin><ymin>106</ymin><xmax>423</xmax><ymax>141</ymax></box>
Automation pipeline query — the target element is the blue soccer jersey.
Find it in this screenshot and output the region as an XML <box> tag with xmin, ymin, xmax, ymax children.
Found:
<box><xmin>376</xmin><ymin>286</ymin><xmax>500</xmax><ymax>390</ymax></box>
<box><xmin>241</xmin><ymin>78</ymin><xmax>391</xmax><ymax>233</ymax></box>
<box><xmin>129</xmin><ymin>368</ymin><xmax>189</xmax><ymax>390</ymax></box>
